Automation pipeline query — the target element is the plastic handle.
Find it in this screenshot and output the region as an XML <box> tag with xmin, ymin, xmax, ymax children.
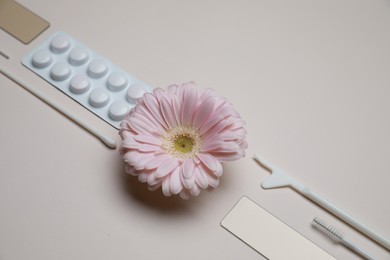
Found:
<box><xmin>0</xmin><ymin>66</ymin><xmax>117</xmax><ymax>149</ymax></box>
<box><xmin>301</xmin><ymin>187</ymin><xmax>390</xmax><ymax>251</ymax></box>
<box><xmin>341</xmin><ymin>238</ymin><xmax>375</xmax><ymax>260</ymax></box>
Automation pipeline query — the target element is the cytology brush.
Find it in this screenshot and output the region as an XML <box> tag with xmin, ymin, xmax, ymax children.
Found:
<box><xmin>312</xmin><ymin>217</ymin><xmax>375</xmax><ymax>260</ymax></box>
<box><xmin>253</xmin><ymin>154</ymin><xmax>390</xmax><ymax>251</ymax></box>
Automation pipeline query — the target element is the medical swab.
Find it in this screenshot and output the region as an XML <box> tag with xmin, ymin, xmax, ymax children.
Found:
<box><xmin>0</xmin><ymin>66</ymin><xmax>117</xmax><ymax>149</ymax></box>
<box><xmin>313</xmin><ymin>217</ymin><xmax>375</xmax><ymax>260</ymax></box>
<box><xmin>253</xmin><ymin>154</ymin><xmax>390</xmax><ymax>251</ymax></box>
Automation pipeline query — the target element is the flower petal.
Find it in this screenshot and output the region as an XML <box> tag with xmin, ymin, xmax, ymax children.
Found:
<box><xmin>134</xmin><ymin>135</ymin><xmax>162</xmax><ymax>145</ymax></box>
<box><xmin>148</xmin><ymin>183</ymin><xmax>161</xmax><ymax>191</ymax></box>
<box><xmin>167</xmin><ymin>84</ymin><xmax>179</xmax><ymax>95</ymax></box>
<box><xmin>147</xmin><ymin>173</ymin><xmax>159</xmax><ymax>186</ymax></box>
<box><xmin>170</xmin><ymin>167</ymin><xmax>183</xmax><ymax>195</ymax></box>
<box><xmin>202</xmin><ymin>119</ymin><xmax>230</xmax><ymax>139</ymax></box>
<box><xmin>179</xmin><ymin>190</ymin><xmax>191</xmax><ymax>200</ymax></box>
<box><xmin>160</xmin><ymin>97</ymin><xmax>177</xmax><ymax>128</ymax></box>
<box><xmin>155</xmin><ymin>158</ymin><xmax>179</xmax><ymax>178</ymax></box>
<box><xmin>138</xmin><ymin>172</ymin><xmax>149</xmax><ymax>183</ymax></box>
<box><xmin>207</xmin><ymin>174</ymin><xmax>220</xmax><ymax>188</ymax></box>
<box><xmin>200</xmin><ymin>115</ymin><xmax>225</xmax><ymax>135</ymax></box>
<box><xmin>134</xmin><ymin>105</ymin><xmax>165</xmax><ymax>135</ymax></box>
<box><xmin>171</xmin><ymin>95</ymin><xmax>181</xmax><ymax>125</ymax></box>
<box><xmin>145</xmin><ymin>153</ymin><xmax>171</xmax><ymax>170</ymax></box>
<box><xmin>136</xmin><ymin>144</ymin><xmax>161</xmax><ymax>152</ymax></box>
<box><xmin>143</xmin><ymin>92</ymin><xmax>168</xmax><ymax>129</ymax></box>
<box><xmin>197</xmin><ymin>153</ymin><xmax>218</xmax><ymax>172</ymax></box>
<box><xmin>190</xmin><ymin>184</ymin><xmax>201</xmax><ymax>196</ymax></box>
<box><xmin>162</xmin><ymin>176</ymin><xmax>171</xmax><ymax>196</ymax></box>
<box><xmin>201</xmin><ymin>141</ymin><xmax>240</xmax><ymax>153</ymax></box>
<box><xmin>193</xmin><ymin>96</ymin><xmax>215</xmax><ymax>128</ymax></box>
<box><xmin>214</xmin><ymin>160</ymin><xmax>223</xmax><ymax>177</ymax></box>
<box><xmin>127</xmin><ymin>116</ymin><xmax>154</xmax><ymax>135</ymax></box>
<box><xmin>125</xmin><ymin>164</ymin><xmax>136</xmax><ymax>175</ymax></box>
<box><xmin>211</xmin><ymin>152</ymin><xmax>242</xmax><ymax>161</ymax></box>
<box><xmin>195</xmin><ymin>167</ymin><xmax>208</xmax><ymax>189</ymax></box>
<box><xmin>199</xmin><ymin>88</ymin><xmax>215</xmax><ymax>102</ymax></box>
<box><xmin>180</xmin><ymin>85</ymin><xmax>198</xmax><ymax>125</ymax></box>
<box><xmin>134</xmin><ymin>155</ymin><xmax>155</xmax><ymax>170</ymax></box>
<box><xmin>181</xmin><ymin>159</ymin><xmax>195</xmax><ymax>179</ymax></box>
<box><xmin>182</xmin><ymin>174</ymin><xmax>195</xmax><ymax>189</ymax></box>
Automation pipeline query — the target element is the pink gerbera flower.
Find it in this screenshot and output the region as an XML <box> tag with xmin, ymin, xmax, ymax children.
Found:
<box><xmin>119</xmin><ymin>82</ymin><xmax>247</xmax><ymax>199</ymax></box>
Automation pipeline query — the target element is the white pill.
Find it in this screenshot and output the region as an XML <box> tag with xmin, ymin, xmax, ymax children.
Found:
<box><xmin>127</xmin><ymin>83</ymin><xmax>147</xmax><ymax>102</ymax></box>
<box><xmin>109</xmin><ymin>101</ymin><xmax>130</xmax><ymax>121</ymax></box>
<box><xmin>68</xmin><ymin>47</ymin><xmax>89</xmax><ymax>66</ymax></box>
<box><xmin>69</xmin><ymin>75</ymin><xmax>90</xmax><ymax>94</ymax></box>
<box><xmin>50</xmin><ymin>34</ymin><xmax>71</xmax><ymax>53</ymax></box>
<box><xmin>31</xmin><ymin>50</ymin><xmax>53</xmax><ymax>68</ymax></box>
<box><xmin>107</xmin><ymin>72</ymin><xmax>128</xmax><ymax>91</ymax></box>
<box><xmin>50</xmin><ymin>62</ymin><xmax>71</xmax><ymax>81</ymax></box>
<box><xmin>87</xmin><ymin>59</ymin><xmax>108</xmax><ymax>78</ymax></box>
<box><xmin>89</xmin><ymin>88</ymin><xmax>110</xmax><ymax>108</ymax></box>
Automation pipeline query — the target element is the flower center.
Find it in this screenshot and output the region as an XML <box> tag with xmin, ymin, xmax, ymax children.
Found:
<box><xmin>174</xmin><ymin>135</ymin><xmax>194</xmax><ymax>153</ymax></box>
<box><xmin>162</xmin><ymin>126</ymin><xmax>201</xmax><ymax>160</ymax></box>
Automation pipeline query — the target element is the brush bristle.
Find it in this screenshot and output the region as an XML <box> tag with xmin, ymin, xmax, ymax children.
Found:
<box><xmin>312</xmin><ymin>217</ymin><xmax>344</xmax><ymax>243</ymax></box>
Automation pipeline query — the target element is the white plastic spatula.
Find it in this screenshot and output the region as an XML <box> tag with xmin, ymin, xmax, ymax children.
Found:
<box><xmin>253</xmin><ymin>154</ymin><xmax>390</xmax><ymax>251</ymax></box>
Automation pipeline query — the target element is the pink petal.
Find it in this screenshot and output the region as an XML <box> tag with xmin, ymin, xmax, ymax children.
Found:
<box><xmin>214</xmin><ymin>160</ymin><xmax>223</xmax><ymax>177</ymax></box>
<box><xmin>162</xmin><ymin>176</ymin><xmax>171</xmax><ymax>196</ymax></box>
<box><xmin>125</xmin><ymin>164</ymin><xmax>136</xmax><ymax>176</ymax></box>
<box><xmin>134</xmin><ymin>135</ymin><xmax>162</xmax><ymax>146</ymax></box>
<box><xmin>197</xmin><ymin>153</ymin><xmax>218</xmax><ymax>172</ymax></box>
<box><xmin>128</xmin><ymin>116</ymin><xmax>154</xmax><ymax>135</ymax></box>
<box><xmin>122</xmin><ymin>150</ymin><xmax>138</xmax><ymax>163</ymax></box>
<box><xmin>136</xmin><ymin>143</ymin><xmax>161</xmax><ymax>152</ymax></box>
<box><xmin>200</xmin><ymin>115</ymin><xmax>225</xmax><ymax>135</ymax></box>
<box><xmin>176</xmin><ymin>82</ymin><xmax>188</xmax><ymax>101</ymax></box>
<box><xmin>138</xmin><ymin>172</ymin><xmax>149</xmax><ymax>183</ymax></box>
<box><xmin>160</xmin><ymin>97</ymin><xmax>177</xmax><ymax>128</ymax></box>
<box><xmin>122</xmin><ymin>138</ymin><xmax>138</xmax><ymax>149</ymax></box>
<box><xmin>201</xmin><ymin>141</ymin><xmax>240</xmax><ymax>153</ymax></box>
<box><xmin>190</xmin><ymin>184</ymin><xmax>201</xmax><ymax>196</ymax></box>
<box><xmin>155</xmin><ymin>158</ymin><xmax>179</xmax><ymax>178</ymax></box>
<box><xmin>179</xmin><ymin>190</ymin><xmax>191</xmax><ymax>200</ymax></box>
<box><xmin>134</xmin><ymin>106</ymin><xmax>165</xmax><ymax>135</ymax></box>
<box><xmin>167</xmin><ymin>84</ymin><xmax>179</xmax><ymax>95</ymax></box>
<box><xmin>213</xmin><ymin>97</ymin><xmax>228</xmax><ymax>112</ymax></box>
<box><xmin>180</xmin><ymin>86</ymin><xmax>198</xmax><ymax>125</ymax></box>
<box><xmin>207</xmin><ymin>174</ymin><xmax>220</xmax><ymax>188</ymax></box>
<box><xmin>192</xmin><ymin>96</ymin><xmax>215</xmax><ymax>128</ymax></box>
<box><xmin>181</xmin><ymin>159</ymin><xmax>195</xmax><ymax>179</ymax></box>
<box><xmin>170</xmin><ymin>167</ymin><xmax>183</xmax><ymax>195</ymax></box>
<box><xmin>143</xmin><ymin>93</ymin><xmax>168</xmax><ymax>129</ymax></box>
<box><xmin>195</xmin><ymin>167</ymin><xmax>208</xmax><ymax>189</ymax></box>
<box><xmin>134</xmin><ymin>155</ymin><xmax>155</xmax><ymax>170</ymax></box>
<box><xmin>147</xmin><ymin>173</ymin><xmax>160</xmax><ymax>186</ymax></box>
<box><xmin>202</xmin><ymin>120</ymin><xmax>229</xmax><ymax>139</ymax></box>
<box><xmin>211</xmin><ymin>152</ymin><xmax>242</xmax><ymax>161</ymax></box>
<box><xmin>171</xmin><ymin>95</ymin><xmax>181</xmax><ymax>125</ymax></box>
<box><xmin>182</xmin><ymin>174</ymin><xmax>195</xmax><ymax>189</ymax></box>
<box><xmin>199</xmin><ymin>88</ymin><xmax>215</xmax><ymax>102</ymax></box>
<box><xmin>145</xmin><ymin>153</ymin><xmax>171</xmax><ymax>170</ymax></box>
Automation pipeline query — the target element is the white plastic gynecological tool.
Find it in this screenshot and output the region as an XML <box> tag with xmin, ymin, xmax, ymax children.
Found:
<box><xmin>253</xmin><ymin>154</ymin><xmax>390</xmax><ymax>251</ymax></box>
<box><xmin>0</xmin><ymin>66</ymin><xmax>117</xmax><ymax>149</ymax></box>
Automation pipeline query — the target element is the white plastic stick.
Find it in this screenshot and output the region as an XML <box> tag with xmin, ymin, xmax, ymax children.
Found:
<box><xmin>0</xmin><ymin>66</ymin><xmax>117</xmax><ymax>149</ymax></box>
<box><xmin>253</xmin><ymin>154</ymin><xmax>390</xmax><ymax>251</ymax></box>
<box><xmin>313</xmin><ymin>217</ymin><xmax>375</xmax><ymax>260</ymax></box>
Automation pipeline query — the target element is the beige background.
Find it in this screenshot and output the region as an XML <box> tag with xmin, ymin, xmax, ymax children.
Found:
<box><xmin>1</xmin><ymin>0</ymin><xmax>389</xmax><ymax>259</ymax></box>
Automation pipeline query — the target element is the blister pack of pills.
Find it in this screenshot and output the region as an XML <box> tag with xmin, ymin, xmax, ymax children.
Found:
<box><xmin>21</xmin><ymin>32</ymin><xmax>152</xmax><ymax>129</ymax></box>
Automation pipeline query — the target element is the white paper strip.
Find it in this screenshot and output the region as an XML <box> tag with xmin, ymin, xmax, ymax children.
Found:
<box><xmin>221</xmin><ymin>197</ymin><xmax>336</xmax><ymax>260</ymax></box>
